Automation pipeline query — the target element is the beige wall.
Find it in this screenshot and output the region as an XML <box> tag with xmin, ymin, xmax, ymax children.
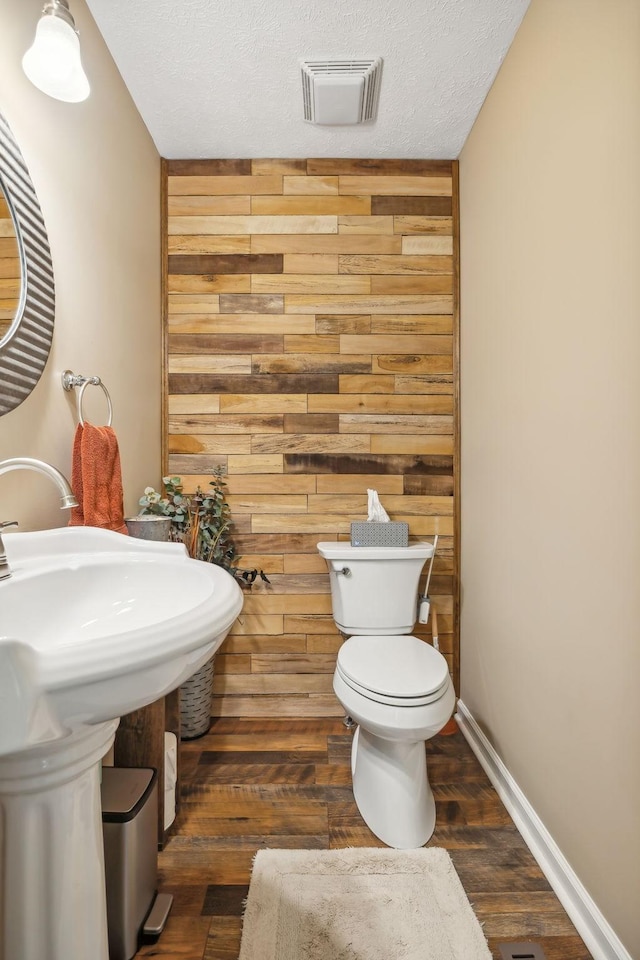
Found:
<box><xmin>0</xmin><ymin>0</ymin><xmax>161</xmax><ymax>530</ymax></box>
<box><xmin>459</xmin><ymin>0</ymin><xmax>640</xmax><ymax>955</ymax></box>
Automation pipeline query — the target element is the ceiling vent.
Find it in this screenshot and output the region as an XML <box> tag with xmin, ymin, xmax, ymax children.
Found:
<box><xmin>300</xmin><ymin>59</ymin><xmax>383</xmax><ymax>125</ymax></box>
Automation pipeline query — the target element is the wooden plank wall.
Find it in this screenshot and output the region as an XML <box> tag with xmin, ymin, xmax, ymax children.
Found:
<box><xmin>164</xmin><ymin>158</ymin><xmax>459</xmax><ymax>718</ymax></box>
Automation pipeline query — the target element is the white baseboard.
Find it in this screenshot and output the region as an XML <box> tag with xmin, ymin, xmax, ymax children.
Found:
<box><xmin>455</xmin><ymin>699</ymin><xmax>632</xmax><ymax>960</ymax></box>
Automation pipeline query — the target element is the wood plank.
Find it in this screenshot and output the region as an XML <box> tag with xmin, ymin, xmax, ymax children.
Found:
<box><xmin>337</xmin><ymin>215</ymin><xmax>393</xmax><ymax>234</ymax></box>
<box><xmin>167</xmin><ymin>195</ymin><xmax>251</xmax><ymax>216</ymax></box>
<box><xmin>393</xmin><ymin>215</ymin><xmax>453</xmax><ymax>234</ymax></box>
<box><xmin>338</xmin><ymin>374</ymin><xmax>394</xmax><ymax>393</ymax></box>
<box><xmin>283</xmin><ymin>254</ymin><xmax>339</xmax><ymax>274</ymax></box>
<box><xmin>308</xmin><ymin>494</ymin><xmax>453</xmax><ymax>516</ymax></box>
<box><xmin>168</xmin><ymin>313</ymin><xmax>316</xmax><ymax>334</ymax></box>
<box><xmin>225</xmin><ymin>495</ymin><xmax>308</xmax><ymax>514</ymax></box>
<box><xmin>218</xmin><ymin>293</ymin><xmax>283</xmax><ymax>313</ymax></box>
<box><xmin>284</xmin><ymin>414</ymin><xmax>339</xmax><ymax>433</ymax></box>
<box><xmin>251</xmin><ymin>434</ymin><xmax>370</xmax><ymax>455</ymax></box>
<box><xmin>252</xmin><ymin>196</ymin><xmax>370</xmax><ymax>216</ymax></box>
<box><xmin>251</xmin><ymin>159</ymin><xmax>308</xmax><ymax>175</ymax></box>
<box><xmin>339</xmin><ymin>255</ymin><xmax>453</xmax><ymax>275</ymax></box>
<box><xmin>168</xmin><ymin>374</ymin><xmax>338</xmax><ymax>394</ymax></box>
<box><xmin>251</xmin><ymin>514</ymin><xmax>354</xmax><ymax>534</ymax></box>
<box><xmin>251</xmin><ymin>234</ymin><xmax>402</xmax><ymax>254</ymax></box>
<box><xmin>395</xmin><ymin>374</ymin><xmax>454</xmax><ymax>394</ymax></box>
<box><xmin>314</xmin><ymin>474</ymin><xmax>403</xmax><ymax>494</ymax></box>
<box><xmin>168</xmin><ymin>175</ymin><xmax>282</xmax><ymax>195</ymax></box>
<box><xmin>283</xmin><ymin>176</ymin><xmax>339</xmax><ymax>195</ymax></box>
<box><xmin>370</xmin><ymin>435</ymin><xmax>454</xmax><ymax>455</ymax></box>
<box><xmin>168</xmin><ymin>293</ymin><xmax>220</xmax><ymax>314</ymax></box>
<box><xmin>226</xmin><ymin>475</ymin><xmax>316</xmax><ymax>494</ymax></box>
<box><xmin>168</xmin><ymin>354</ymin><xmax>251</xmax><ymax>376</ymax></box>
<box><xmin>168</xmin><ymin>254</ymin><xmax>283</xmax><ymax>274</ymax></box>
<box><xmin>284</xmin><ymin>453</ymin><xmax>453</xmax><ymax>475</ymax></box>
<box><xmin>286</xmin><ymin>295</ymin><xmax>454</xmax><ymax>315</ymax></box>
<box><xmin>223</xmin><ymin>635</ymin><xmax>306</xmax><ymax>654</ymax></box>
<box><xmin>169</xmin><ymin>215</ymin><xmax>338</xmax><ymax>235</ymax></box>
<box><xmin>167</xmin><ymin>355</ymin><xmax>251</xmax><ymax>374</ymax></box>
<box><xmin>341</xmin><ymin>334</ymin><xmax>452</xmax><ymax>355</ymax></box>
<box><xmin>252</xmin><ymin>354</ymin><xmax>371</xmax><ymax>375</ymax></box>
<box><xmin>169</xmin><ymin>334</ymin><xmax>283</xmax><ymax>354</ymax></box>
<box><xmin>213</xmin><ymin>663</ymin><xmax>335</xmax><ymax>697</ymax></box>
<box><xmin>307</xmin><ymin>159</ymin><xmax>453</xmax><ymax>176</ymax></box>
<box><xmin>168</xmin><ymin>394</ymin><xmax>221</xmax><ymax>414</ymax></box>
<box><xmin>250</xmin><ymin>654</ymin><xmax>336</xmax><ymax>674</ymax></box>
<box><xmin>219</xmin><ymin>393</ymin><xmax>308</xmax><ymax>413</ymax></box>
<box><xmin>339</xmin><ymin>414</ymin><xmax>453</xmax><ymax>434</ymax></box>
<box><xmin>372</xmin><ymin>354</ymin><xmax>453</xmax><ymax>374</ymax></box>
<box><xmin>169</xmin><ymin>414</ymin><xmax>283</xmax><ymax>435</ymax></box>
<box><xmin>168</xmin><ymin>235</ymin><xmax>252</xmax><ymax>254</ymax></box>
<box><xmin>308</xmin><ymin>393</ymin><xmax>453</xmax><ymax>414</ymax></box>
<box><xmin>315</xmin><ymin>315</ymin><xmax>371</xmax><ymax>335</ymax></box>
<box><xmin>243</xmin><ymin>593</ymin><xmax>331</xmax><ymax>614</ymax></box>
<box><xmin>370</xmin><ymin>275</ymin><xmax>453</xmax><ymax>294</ymax></box>
<box><xmin>166</xmin><ymin>455</ymin><xmax>227</xmax><ymax>475</ymax></box>
<box><xmin>168</xmin><ymin>275</ymin><xmax>251</xmax><ymax>294</ymax></box>
<box><xmin>339</xmin><ymin>175</ymin><xmax>452</xmax><ymax>196</ymax></box>
<box><xmin>371</xmin><ymin>196</ymin><xmax>452</xmax><ymax>215</ymax></box>
<box><xmin>227</xmin><ymin>455</ymin><xmax>283</xmax><ymax>474</ymax></box>
<box><xmin>283</xmin><ymin>554</ymin><xmax>329</xmax><ymax>574</ymax></box>
<box><xmin>284</xmin><ymin>335</ymin><xmax>340</xmax><ymax>354</ymax></box>
<box><xmin>402</xmin><ymin>235</ymin><xmax>454</xmax><ymax>255</ymax></box>
<box><xmin>370</xmin><ymin>315</ymin><xmax>452</xmax><ymax>335</ymax></box>
<box><xmin>252</xmin><ymin>274</ymin><xmax>370</xmax><ymax>295</ymax></box>
<box><xmin>229</xmin><ymin>615</ymin><xmax>284</xmax><ymax>636</ymax></box>
<box><xmin>168</xmin><ymin>435</ymin><xmax>251</xmax><ymax>454</ymax></box>
<box><xmin>211</xmin><ymin>695</ymin><xmax>341</xmax><ymax>717</ymax></box>
<box><xmin>166</xmin><ymin>159</ymin><xmax>251</xmax><ymax>176</ymax></box>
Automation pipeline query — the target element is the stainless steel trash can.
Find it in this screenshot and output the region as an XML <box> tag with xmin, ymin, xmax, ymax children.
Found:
<box><xmin>101</xmin><ymin>767</ymin><xmax>159</xmax><ymax>960</ymax></box>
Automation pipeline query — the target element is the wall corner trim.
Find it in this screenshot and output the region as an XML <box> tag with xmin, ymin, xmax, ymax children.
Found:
<box><xmin>455</xmin><ymin>700</ymin><xmax>632</xmax><ymax>960</ymax></box>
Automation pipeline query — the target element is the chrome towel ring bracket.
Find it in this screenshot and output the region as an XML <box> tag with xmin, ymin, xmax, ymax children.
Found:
<box><xmin>61</xmin><ymin>369</ymin><xmax>113</xmax><ymax>427</ymax></box>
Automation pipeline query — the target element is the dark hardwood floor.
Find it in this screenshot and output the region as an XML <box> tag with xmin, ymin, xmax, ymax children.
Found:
<box><xmin>136</xmin><ymin>718</ymin><xmax>592</xmax><ymax>960</ymax></box>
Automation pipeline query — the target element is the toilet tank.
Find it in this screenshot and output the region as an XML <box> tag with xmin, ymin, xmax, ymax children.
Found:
<box><xmin>317</xmin><ymin>541</ymin><xmax>434</xmax><ymax>636</ymax></box>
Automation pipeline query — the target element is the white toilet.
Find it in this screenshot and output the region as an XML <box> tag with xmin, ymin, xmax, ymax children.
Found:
<box><xmin>317</xmin><ymin>541</ymin><xmax>455</xmax><ymax>849</ymax></box>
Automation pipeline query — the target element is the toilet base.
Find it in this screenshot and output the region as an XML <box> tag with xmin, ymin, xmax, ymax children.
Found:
<box><xmin>351</xmin><ymin>725</ymin><xmax>435</xmax><ymax>849</ymax></box>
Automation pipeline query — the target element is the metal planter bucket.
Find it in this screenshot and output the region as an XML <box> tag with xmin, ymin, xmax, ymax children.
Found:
<box><xmin>124</xmin><ymin>516</ymin><xmax>172</xmax><ymax>541</ymax></box>
<box><xmin>179</xmin><ymin>656</ymin><xmax>215</xmax><ymax>740</ymax></box>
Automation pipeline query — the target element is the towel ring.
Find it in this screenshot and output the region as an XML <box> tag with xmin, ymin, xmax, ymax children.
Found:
<box><xmin>62</xmin><ymin>369</ymin><xmax>113</xmax><ymax>427</ymax></box>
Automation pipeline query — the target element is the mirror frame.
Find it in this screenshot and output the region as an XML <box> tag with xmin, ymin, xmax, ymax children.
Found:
<box><xmin>0</xmin><ymin>111</ymin><xmax>55</xmax><ymax>415</ymax></box>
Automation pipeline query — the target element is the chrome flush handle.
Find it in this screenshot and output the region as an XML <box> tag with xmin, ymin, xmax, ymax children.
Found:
<box><xmin>0</xmin><ymin>520</ymin><xmax>18</xmax><ymax>581</ymax></box>
<box><xmin>337</xmin><ymin>566</ymin><xmax>351</xmax><ymax>577</ymax></box>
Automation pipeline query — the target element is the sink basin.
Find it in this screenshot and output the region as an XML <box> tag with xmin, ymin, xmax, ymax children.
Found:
<box><xmin>0</xmin><ymin>526</ymin><xmax>243</xmax><ymax>750</ymax></box>
<box><xmin>0</xmin><ymin>525</ymin><xmax>244</xmax><ymax>960</ymax></box>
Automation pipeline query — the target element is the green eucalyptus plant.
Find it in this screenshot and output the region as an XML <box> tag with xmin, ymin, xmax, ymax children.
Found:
<box><xmin>139</xmin><ymin>466</ymin><xmax>269</xmax><ymax>589</ymax></box>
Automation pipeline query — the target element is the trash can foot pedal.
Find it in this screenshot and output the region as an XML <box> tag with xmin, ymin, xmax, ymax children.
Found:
<box><xmin>143</xmin><ymin>892</ymin><xmax>173</xmax><ymax>938</ymax></box>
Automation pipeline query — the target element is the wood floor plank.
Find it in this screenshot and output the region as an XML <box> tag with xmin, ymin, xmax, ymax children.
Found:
<box><xmin>202</xmin><ymin>918</ymin><xmax>242</xmax><ymax>960</ymax></box>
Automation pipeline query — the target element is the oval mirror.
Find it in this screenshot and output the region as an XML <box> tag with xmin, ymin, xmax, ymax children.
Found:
<box><xmin>0</xmin><ymin>110</ymin><xmax>55</xmax><ymax>415</ymax></box>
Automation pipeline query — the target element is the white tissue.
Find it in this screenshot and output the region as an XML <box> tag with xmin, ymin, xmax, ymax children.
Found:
<box><xmin>367</xmin><ymin>488</ymin><xmax>390</xmax><ymax>522</ymax></box>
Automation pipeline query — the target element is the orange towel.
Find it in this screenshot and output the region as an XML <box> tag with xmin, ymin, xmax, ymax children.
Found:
<box><xmin>68</xmin><ymin>422</ymin><xmax>128</xmax><ymax>534</ymax></box>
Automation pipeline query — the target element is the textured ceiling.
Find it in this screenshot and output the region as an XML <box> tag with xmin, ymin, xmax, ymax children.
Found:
<box><xmin>85</xmin><ymin>0</ymin><xmax>530</xmax><ymax>160</ymax></box>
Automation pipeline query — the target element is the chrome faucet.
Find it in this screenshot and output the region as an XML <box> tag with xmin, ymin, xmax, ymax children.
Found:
<box><xmin>0</xmin><ymin>458</ymin><xmax>78</xmax><ymax>580</ymax></box>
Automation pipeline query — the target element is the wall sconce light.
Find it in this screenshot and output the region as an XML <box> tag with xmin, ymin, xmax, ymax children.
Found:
<box><xmin>22</xmin><ymin>0</ymin><xmax>90</xmax><ymax>103</ymax></box>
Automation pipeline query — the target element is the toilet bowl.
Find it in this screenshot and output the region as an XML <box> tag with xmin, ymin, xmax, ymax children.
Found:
<box><xmin>317</xmin><ymin>541</ymin><xmax>455</xmax><ymax>850</ymax></box>
<box><xmin>334</xmin><ymin>634</ymin><xmax>455</xmax><ymax>849</ymax></box>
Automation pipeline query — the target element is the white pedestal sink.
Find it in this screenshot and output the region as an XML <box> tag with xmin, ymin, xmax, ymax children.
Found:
<box><xmin>0</xmin><ymin>527</ymin><xmax>243</xmax><ymax>960</ymax></box>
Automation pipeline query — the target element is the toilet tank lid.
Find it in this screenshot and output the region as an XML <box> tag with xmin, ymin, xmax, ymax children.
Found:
<box><xmin>317</xmin><ymin>541</ymin><xmax>434</xmax><ymax>561</ymax></box>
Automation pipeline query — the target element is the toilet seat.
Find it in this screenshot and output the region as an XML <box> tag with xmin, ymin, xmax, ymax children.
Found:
<box><xmin>336</xmin><ymin>635</ymin><xmax>450</xmax><ymax>707</ymax></box>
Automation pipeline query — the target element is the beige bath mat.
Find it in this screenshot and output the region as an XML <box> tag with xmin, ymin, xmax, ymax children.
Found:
<box><xmin>238</xmin><ymin>847</ymin><xmax>491</xmax><ymax>960</ymax></box>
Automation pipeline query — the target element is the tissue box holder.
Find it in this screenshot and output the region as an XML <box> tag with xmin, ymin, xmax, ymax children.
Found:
<box><xmin>351</xmin><ymin>521</ymin><xmax>409</xmax><ymax>548</ymax></box>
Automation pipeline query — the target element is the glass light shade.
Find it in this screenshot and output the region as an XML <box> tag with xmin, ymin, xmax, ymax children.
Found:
<box><xmin>22</xmin><ymin>14</ymin><xmax>90</xmax><ymax>103</ymax></box>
